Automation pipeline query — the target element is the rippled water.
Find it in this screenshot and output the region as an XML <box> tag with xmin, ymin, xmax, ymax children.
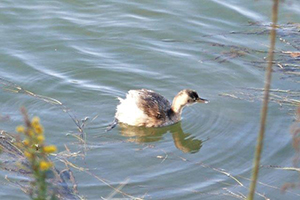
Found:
<box><xmin>1</xmin><ymin>0</ymin><xmax>300</xmax><ymax>199</ymax></box>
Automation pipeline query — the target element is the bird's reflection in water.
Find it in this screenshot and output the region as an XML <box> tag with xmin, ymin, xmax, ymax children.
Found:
<box><xmin>119</xmin><ymin>122</ymin><xmax>202</xmax><ymax>154</ymax></box>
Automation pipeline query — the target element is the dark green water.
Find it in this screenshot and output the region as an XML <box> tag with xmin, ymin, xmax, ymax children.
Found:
<box><xmin>0</xmin><ymin>0</ymin><xmax>300</xmax><ymax>199</ymax></box>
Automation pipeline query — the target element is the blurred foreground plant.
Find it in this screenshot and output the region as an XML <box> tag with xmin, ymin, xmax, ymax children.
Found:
<box><xmin>281</xmin><ymin>107</ymin><xmax>300</xmax><ymax>191</ymax></box>
<box><xmin>16</xmin><ymin>107</ymin><xmax>57</xmax><ymax>200</ymax></box>
<box><xmin>248</xmin><ymin>0</ymin><xmax>279</xmax><ymax>199</ymax></box>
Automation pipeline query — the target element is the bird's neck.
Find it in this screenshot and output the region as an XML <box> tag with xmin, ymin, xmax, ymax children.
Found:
<box><xmin>171</xmin><ymin>103</ymin><xmax>184</xmax><ymax>116</ymax></box>
<box><xmin>170</xmin><ymin>95</ymin><xmax>186</xmax><ymax>121</ymax></box>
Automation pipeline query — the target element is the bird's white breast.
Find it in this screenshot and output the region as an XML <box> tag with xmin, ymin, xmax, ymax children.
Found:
<box><xmin>115</xmin><ymin>90</ymin><xmax>149</xmax><ymax>126</ymax></box>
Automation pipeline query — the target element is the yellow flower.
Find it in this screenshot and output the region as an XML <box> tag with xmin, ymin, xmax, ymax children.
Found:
<box><xmin>16</xmin><ymin>125</ymin><xmax>25</xmax><ymax>133</ymax></box>
<box><xmin>23</xmin><ymin>139</ymin><xmax>30</xmax><ymax>146</ymax></box>
<box><xmin>31</xmin><ymin>116</ymin><xmax>40</xmax><ymax>126</ymax></box>
<box><xmin>37</xmin><ymin>135</ymin><xmax>45</xmax><ymax>144</ymax></box>
<box><xmin>39</xmin><ymin>161</ymin><xmax>52</xmax><ymax>171</ymax></box>
<box><xmin>43</xmin><ymin>145</ymin><xmax>57</xmax><ymax>154</ymax></box>
<box><xmin>28</xmin><ymin>129</ymin><xmax>34</xmax><ymax>137</ymax></box>
<box><xmin>34</xmin><ymin>125</ymin><xmax>44</xmax><ymax>134</ymax></box>
<box><xmin>24</xmin><ymin>151</ymin><xmax>32</xmax><ymax>159</ymax></box>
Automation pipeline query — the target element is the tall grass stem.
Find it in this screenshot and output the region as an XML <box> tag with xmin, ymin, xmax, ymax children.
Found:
<box><xmin>247</xmin><ymin>0</ymin><xmax>279</xmax><ymax>199</ymax></box>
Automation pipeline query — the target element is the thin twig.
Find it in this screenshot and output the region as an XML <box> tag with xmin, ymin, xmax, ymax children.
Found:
<box><xmin>263</xmin><ymin>165</ymin><xmax>300</xmax><ymax>172</ymax></box>
<box><xmin>60</xmin><ymin>158</ymin><xmax>142</xmax><ymax>200</ymax></box>
<box><xmin>105</xmin><ymin>178</ymin><xmax>130</xmax><ymax>199</ymax></box>
<box><xmin>248</xmin><ymin>0</ymin><xmax>279</xmax><ymax>199</ymax></box>
<box><xmin>0</xmin><ymin>77</ymin><xmax>87</xmax><ymax>146</ymax></box>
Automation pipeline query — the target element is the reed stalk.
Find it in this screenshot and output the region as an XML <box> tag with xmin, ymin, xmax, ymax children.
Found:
<box><xmin>247</xmin><ymin>0</ymin><xmax>279</xmax><ymax>199</ymax></box>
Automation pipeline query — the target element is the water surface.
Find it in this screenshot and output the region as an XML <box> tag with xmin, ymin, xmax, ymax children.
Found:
<box><xmin>1</xmin><ymin>0</ymin><xmax>300</xmax><ymax>199</ymax></box>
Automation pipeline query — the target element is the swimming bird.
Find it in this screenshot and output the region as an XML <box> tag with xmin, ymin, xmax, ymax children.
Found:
<box><xmin>111</xmin><ymin>89</ymin><xmax>208</xmax><ymax>128</ymax></box>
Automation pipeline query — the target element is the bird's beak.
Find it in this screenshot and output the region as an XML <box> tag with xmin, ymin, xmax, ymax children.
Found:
<box><xmin>197</xmin><ymin>97</ymin><xmax>209</xmax><ymax>104</ymax></box>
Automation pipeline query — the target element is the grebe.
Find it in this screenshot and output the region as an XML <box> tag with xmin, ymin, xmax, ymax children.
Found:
<box><xmin>113</xmin><ymin>89</ymin><xmax>208</xmax><ymax>128</ymax></box>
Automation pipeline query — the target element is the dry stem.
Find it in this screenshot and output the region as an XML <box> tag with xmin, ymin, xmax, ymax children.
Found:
<box><xmin>248</xmin><ymin>0</ymin><xmax>279</xmax><ymax>199</ymax></box>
